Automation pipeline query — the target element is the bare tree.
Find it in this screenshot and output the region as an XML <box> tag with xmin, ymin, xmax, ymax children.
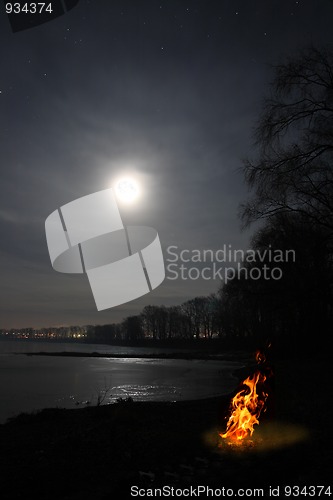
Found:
<box><xmin>141</xmin><ymin>305</ymin><xmax>160</xmax><ymax>339</ymax></box>
<box><xmin>241</xmin><ymin>46</ymin><xmax>333</xmax><ymax>235</ymax></box>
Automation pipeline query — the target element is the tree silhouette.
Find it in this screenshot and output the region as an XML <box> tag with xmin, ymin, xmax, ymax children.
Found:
<box><xmin>241</xmin><ymin>46</ymin><xmax>333</xmax><ymax>236</ymax></box>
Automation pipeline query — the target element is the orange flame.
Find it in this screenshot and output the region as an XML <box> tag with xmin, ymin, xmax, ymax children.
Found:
<box><xmin>220</xmin><ymin>351</ymin><xmax>269</xmax><ymax>443</ymax></box>
<box><xmin>255</xmin><ymin>350</ymin><xmax>266</xmax><ymax>364</ymax></box>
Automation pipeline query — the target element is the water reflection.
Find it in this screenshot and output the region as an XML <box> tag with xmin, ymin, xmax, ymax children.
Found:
<box><xmin>0</xmin><ymin>341</ymin><xmax>242</xmax><ymax>423</ymax></box>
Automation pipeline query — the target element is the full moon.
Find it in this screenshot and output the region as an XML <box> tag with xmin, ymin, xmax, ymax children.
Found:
<box><xmin>114</xmin><ymin>177</ymin><xmax>140</xmax><ymax>203</ymax></box>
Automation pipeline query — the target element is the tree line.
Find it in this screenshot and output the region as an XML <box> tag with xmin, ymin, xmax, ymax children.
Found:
<box><xmin>222</xmin><ymin>46</ymin><xmax>333</xmax><ymax>353</ymax></box>
<box><xmin>87</xmin><ymin>295</ymin><xmax>224</xmax><ymax>343</ymax></box>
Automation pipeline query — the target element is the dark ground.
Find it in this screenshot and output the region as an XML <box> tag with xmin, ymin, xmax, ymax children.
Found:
<box><xmin>0</xmin><ymin>356</ymin><xmax>332</xmax><ymax>499</ymax></box>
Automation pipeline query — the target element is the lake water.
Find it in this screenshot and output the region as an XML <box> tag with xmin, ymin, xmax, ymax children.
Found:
<box><xmin>0</xmin><ymin>341</ymin><xmax>243</xmax><ymax>424</ymax></box>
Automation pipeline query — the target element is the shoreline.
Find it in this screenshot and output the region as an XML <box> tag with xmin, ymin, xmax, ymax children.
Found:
<box><xmin>0</xmin><ymin>357</ymin><xmax>332</xmax><ymax>499</ymax></box>
<box><xmin>22</xmin><ymin>350</ymin><xmax>253</xmax><ymax>362</ymax></box>
<box><xmin>1</xmin><ymin>353</ymin><xmax>251</xmax><ymax>426</ymax></box>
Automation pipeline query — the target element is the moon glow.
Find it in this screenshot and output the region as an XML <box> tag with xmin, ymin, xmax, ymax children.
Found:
<box><xmin>115</xmin><ymin>177</ymin><xmax>140</xmax><ymax>203</ymax></box>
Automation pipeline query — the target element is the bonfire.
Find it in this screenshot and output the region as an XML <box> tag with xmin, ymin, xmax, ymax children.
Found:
<box><xmin>220</xmin><ymin>350</ymin><xmax>270</xmax><ymax>443</ymax></box>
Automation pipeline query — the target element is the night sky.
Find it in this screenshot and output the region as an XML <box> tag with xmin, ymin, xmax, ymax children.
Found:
<box><xmin>1</xmin><ymin>0</ymin><xmax>333</xmax><ymax>329</ymax></box>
